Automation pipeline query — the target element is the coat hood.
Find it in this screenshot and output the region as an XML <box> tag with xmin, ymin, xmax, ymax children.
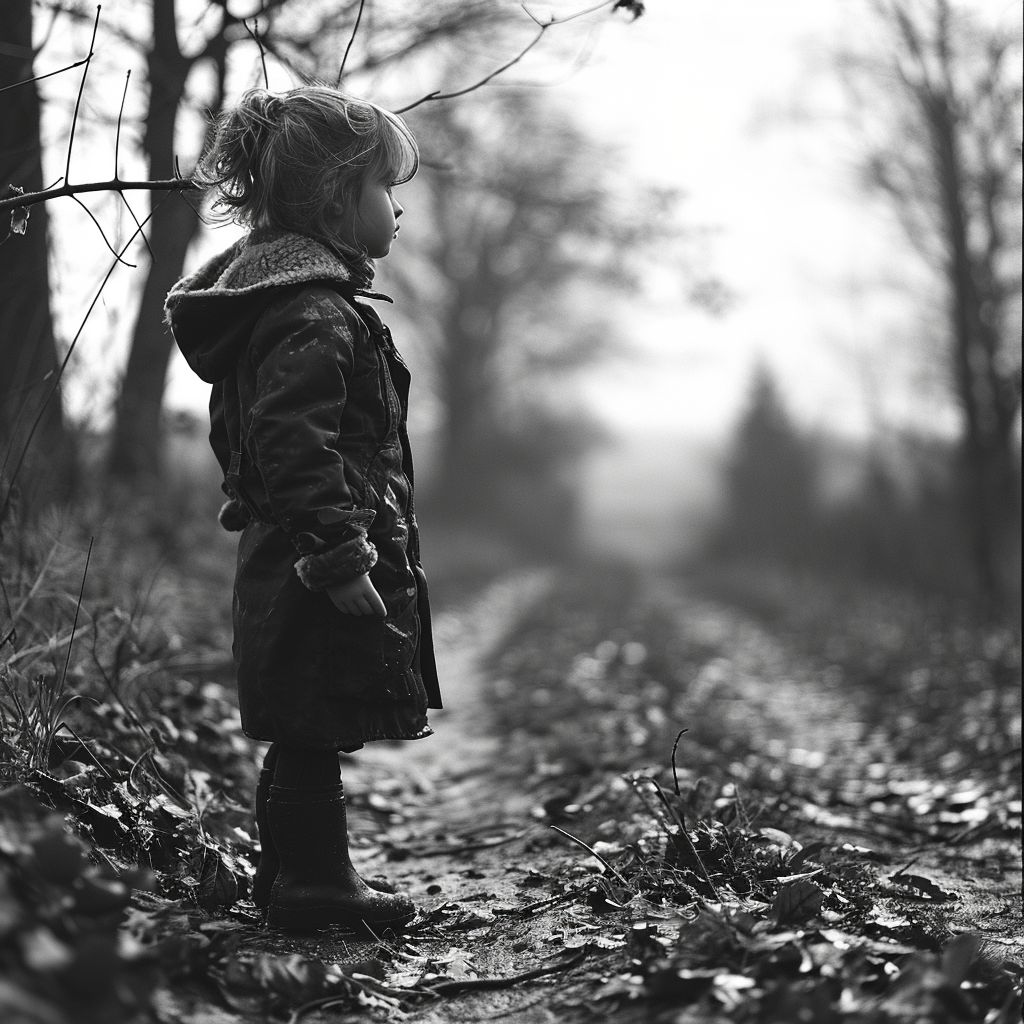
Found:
<box><xmin>165</xmin><ymin>229</ymin><xmax>385</xmax><ymax>383</ymax></box>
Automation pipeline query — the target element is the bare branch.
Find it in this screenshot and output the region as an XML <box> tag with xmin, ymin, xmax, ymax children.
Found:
<box><xmin>0</xmin><ymin>55</ymin><xmax>91</xmax><ymax>94</ymax></box>
<box><xmin>0</xmin><ymin>178</ymin><xmax>195</xmax><ymax>214</ymax></box>
<box><xmin>395</xmin><ymin>0</ymin><xmax>621</xmax><ymax>114</ymax></box>
<box><xmin>337</xmin><ymin>0</ymin><xmax>366</xmax><ymax>86</ymax></box>
<box><xmin>244</xmin><ymin>17</ymin><xmax>269</xmax><ymax>89</ymax></box>
<box><xmin>71</xmin><ymin>194</ymin><xmax>135</xmax><ymax>267</ymax></box>
<box><xmin>116</xmin><ymin>191</ymin><xmax>155</xmax><ymax>263</ymax></box>
<box><xmin>65</xmin><ymin>5</ymin><xmax>102</xmax><ymax>188</ymax></box>
<box><xmin>395</xmin><ymin>26</ymin><xmax>546</xmax><ymax>113</ymax></box>
<box><xmin>114</xmin><ymin>69</ymin><xmax>130</xmax><ymax>177</ymax></box>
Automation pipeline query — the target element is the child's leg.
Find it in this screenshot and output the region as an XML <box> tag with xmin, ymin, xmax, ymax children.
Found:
<box><xmin>264</xmin><ymin>745</ymin><xmax>415</xmax><ymax>930</ymax></box>
<box><xmin>271</xmin><ymin>746</ymin><xmax>340</xmax><ymax>788</ymax></box>
<box><xmin>251</xmin><ymin>743</ymin><xmax>289</xmax><ymax>907</ymax></box>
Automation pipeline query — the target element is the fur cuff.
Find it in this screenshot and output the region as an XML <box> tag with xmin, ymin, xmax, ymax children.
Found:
<box><xmin>294</xmin><ymin>531</ymin><xmax>378</xmax><ymax>590</ymax></box>
<box><xmin>218</xmin><ymin>498</ymin><xmax>252</xmax><ymax>532</ymax></box>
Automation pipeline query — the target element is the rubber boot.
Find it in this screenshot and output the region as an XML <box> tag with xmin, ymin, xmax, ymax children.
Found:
<box><xmin>253</xmin><ymin>771</ymin><xmax>397</xmax><ymax>909</ymax></box>
<box><xmin>265</xmin><ymin>783</ymin><xmax>415</xmax><ymax>931</ymax></box>
<box><xmin>251</xmin><ymin>768</ymin><xmax>277</xmax><ymax>908</ymax></box>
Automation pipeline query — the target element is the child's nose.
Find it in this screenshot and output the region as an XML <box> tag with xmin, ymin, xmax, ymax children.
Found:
<box><xmin>392</xmin><ymin>197</ymin><xmax>403</xmax><ymax>218</ymax></box>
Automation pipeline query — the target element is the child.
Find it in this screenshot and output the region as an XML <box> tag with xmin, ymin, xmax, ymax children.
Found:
<box><xmin>165</xmin><ymin>87</ymin><xmax>441</xmax><ymax>931</ymax></box>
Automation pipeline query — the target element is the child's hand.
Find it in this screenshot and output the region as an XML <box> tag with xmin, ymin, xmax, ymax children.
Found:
<box><xmin>327</xmin><ymin>575</ymin><xmax>387</xmax><ymax>616</ymax></box>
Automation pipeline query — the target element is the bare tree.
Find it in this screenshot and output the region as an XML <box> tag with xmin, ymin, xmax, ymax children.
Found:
<box><xmin>852</xmin><ymin>0</ymin><xmax>1022</xmax><ymax>607</ymax></box>
<box><xmin>391</xmin><ymin>92</ymin><xmax>681</xmax><ymax>547</ymax></box>
<box><xmin>0</xmin><ymin>0</ymin><xmax>76</xmax><ymax>514</ymax></box>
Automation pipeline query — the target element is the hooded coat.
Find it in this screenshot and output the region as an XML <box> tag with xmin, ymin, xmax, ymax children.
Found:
<box><xmin>165</xmin><ymin>228</ymin><xmax>441</xmax><ymax>751</ymax></box>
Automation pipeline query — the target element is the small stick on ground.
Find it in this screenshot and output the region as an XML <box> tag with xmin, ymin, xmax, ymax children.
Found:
<box><xmin>550</xmin><ymin>824</ymin><xmax>632</xmax><ymax>890</ymax></box>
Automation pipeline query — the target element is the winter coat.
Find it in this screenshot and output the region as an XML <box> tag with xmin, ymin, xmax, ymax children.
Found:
<box><xmin>165</xmin><ymin>228</ymin><xmax>441</xmax><ymax>751</ymax></box>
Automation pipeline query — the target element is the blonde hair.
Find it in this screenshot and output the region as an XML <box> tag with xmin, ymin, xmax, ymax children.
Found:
<box><xmin>196</xmin><ymin>87</ymin><xmax>418</xmax><ymax>242</ymax></box>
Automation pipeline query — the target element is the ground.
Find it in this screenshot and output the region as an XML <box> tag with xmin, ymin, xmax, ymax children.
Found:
<box><xmin>1</xmin><ymin>550</ymin><xmax>1020</xmax><ymax>1023</ymax></box>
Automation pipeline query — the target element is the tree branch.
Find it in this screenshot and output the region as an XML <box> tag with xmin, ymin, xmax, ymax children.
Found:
<box><xmin>394</xmin><ymin>0</ymin><xmax>623</xmax><ymax>114</ymax></box>
<box><xmin>0</xmin><ymin>178</ymin><xmax>195</xmax><ymax>214</ymax></box>
<box><xmin>64</xmin><ymin>5</ymin><xmax>101</xmax><ymax>188</ymax></box>
<box><xmin>336</xmin><ymin>0</ymin><xmax>366</xmax><ymax>86</ymax></box>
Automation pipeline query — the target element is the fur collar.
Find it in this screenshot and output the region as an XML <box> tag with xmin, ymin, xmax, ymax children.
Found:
<box><xmin>165</xmin><ymin>228</ymin><xmax>386</xmax><ymax>313</ymax></box>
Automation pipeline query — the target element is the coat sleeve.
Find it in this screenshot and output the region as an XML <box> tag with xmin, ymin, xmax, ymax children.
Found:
<box><xmin>247</xmin><ymin>287</ymin><xmax>377</xmax><ymax>589</ymax></box>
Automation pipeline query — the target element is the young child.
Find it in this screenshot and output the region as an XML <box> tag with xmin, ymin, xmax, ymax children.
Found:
<box><xmin>165</xmin><ymin>87</ymin><xmax>441</xmax><ymax>931</ymax></box>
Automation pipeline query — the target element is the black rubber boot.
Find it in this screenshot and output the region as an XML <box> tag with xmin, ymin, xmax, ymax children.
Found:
<box><xmin>251</xmin><ymin>768</ymin><xmax>278</xmax><ymax>908</ymax></box>
<box><xmin>265</xmin><ymin>783</ymin><xmax>415</xmax><ymax>931</ymax></box>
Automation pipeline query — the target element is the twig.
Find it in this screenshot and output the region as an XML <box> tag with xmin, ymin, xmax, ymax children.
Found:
<box><xmin>550</xmin><ymin>824</ymin><xmax>632</xmax><ymax>890</ymax></box>
<box><xmin>65</xmin><ymin>6</ymin><xmax>102</xmax><ymax>190</ymax></box>
<box><xmin>114</xmin><ymin>70</ymin><xmax>130</xmax><ymax>177</ymax></box>
<box><xmin>116</xmin><ymin>192</ymin><xmax>155</xmax><ymax>264</ymax></box>
<box><xmin>71</xmin><ymin>195</ymin><xmax>135</xmax><ymax>267</ymax></box>
<box><xmin>395</xmin><ymin>0</ymin><xmax>622</xmax><ymax>114</ymax></box>
<box><xmin>518</xmin><ymin>882</ymin><xmax>591</xmax><ymax>915</ymax></box>
<box><xmin>670</xmin><ymin>727</ymin><xmax>689</xmax><ymax>798</ymax></box>
<box><xmin>336</xmin><ymin>0</ymin><xmax>366</xmax><ymax>86</ymax></box>
<box><xmin>424</xmin><ymin>947</ymin><xmax>588</xmax><ymax>996</ymax></box>
<box><xmin>0</xmin><ymin>177</ymin><xmax>195</xmax><ymax>214</ymax></box>
<box><xmin>244</xmin><ymin>18</ymin><xmax>269</xmax><ymax>89</ymax></box>
<box><xmin>0</xmin><ymin>57</ymin><xmax>92</xmax><ymax>95</ymax></box>
<box><xmin>395</xmin><ymin>27</ymin><xmax>545</xmax><ymax>114</ymax></box>
<box><xmin>395</xmin><ymin>828</ymin><xmax>528</xmax><ymax>857</ymax></box>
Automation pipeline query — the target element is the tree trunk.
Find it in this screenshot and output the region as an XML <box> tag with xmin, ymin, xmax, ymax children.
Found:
<box><xmin>929</xmin><ymin>90</ymin><xmax>1020</xmax><ymax>611</ymax></box>
<box><xmin>107</xmin><ymin>0</ymin><xmax>196</xmax><ymax>482</ymax></box>
<box><xmin>0</xmin><ymin>0</ymin><xmax>76</xmax><ymax>516</ymax></box>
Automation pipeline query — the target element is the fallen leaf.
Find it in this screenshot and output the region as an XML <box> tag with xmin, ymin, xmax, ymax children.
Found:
<box><xmin>771</xmin><ymin>879</ymin><xmax>825</xmax><ymax>924</ymax></box>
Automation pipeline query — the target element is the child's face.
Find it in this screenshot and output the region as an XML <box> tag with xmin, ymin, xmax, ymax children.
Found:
<box><xmin>336</xmin><ymin>178</ymin><xmax>403</xmax><ymax>259</ymax></box>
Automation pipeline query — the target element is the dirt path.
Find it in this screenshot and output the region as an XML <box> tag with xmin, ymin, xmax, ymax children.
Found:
<box><xmin>160</xmin><ymin>566</ymin><xmax>1018</xmax><ymax>1023</ymax></box>
<box><xmin>347</xmin><ymin>568</ymin><xmax>551</xmax><ymax>825</ymax></box>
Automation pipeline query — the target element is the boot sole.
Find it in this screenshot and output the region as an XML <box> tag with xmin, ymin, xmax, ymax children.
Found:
<box><xmin>266</xmin><ymin>903</ymin><xmax>415</xmax><ymax>932</ymax></box>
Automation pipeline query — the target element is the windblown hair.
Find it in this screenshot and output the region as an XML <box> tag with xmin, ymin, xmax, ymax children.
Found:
<box><xmin>196</xmin><ymin>87</ymin><xmax>418</xmax><ymax>243</ymax></box>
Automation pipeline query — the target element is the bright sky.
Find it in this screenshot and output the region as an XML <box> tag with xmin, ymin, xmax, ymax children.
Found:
<box><xmin>46</xmin><ymin>0</ymin><xmax>1016</xmax><ymax>445</ymax></box>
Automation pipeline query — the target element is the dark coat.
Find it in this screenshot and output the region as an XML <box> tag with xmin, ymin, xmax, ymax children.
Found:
<box><xmin>165</xmin><ymin>229</ymin><xmax>440</xmax><ymax>751</ymax></box>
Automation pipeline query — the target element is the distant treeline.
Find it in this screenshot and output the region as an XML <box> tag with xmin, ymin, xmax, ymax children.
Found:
<box><xmin>705</xmin><ymin>367</ymin><xmax>1022</xmax><ymax>612</ymax></box>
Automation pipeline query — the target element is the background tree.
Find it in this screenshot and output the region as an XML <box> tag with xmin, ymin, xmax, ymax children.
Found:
<box><xmin>0</xmin><ymin>0</ymin><xmax>76</xmax><ymax>514</ymax></box>
<box><xmin>710</xmin><ymin>365</ymin><xmax>818</xmax><ymax>566</ymax></box>
<box><xmin>851</xmin><ymin>0</ymin><xmax>1022</xmax><ymax>608</ymax></box>
<box><xmin>392</xmin><ymin>93</ymin><xmax>679</xmax><ymax>552</ymax></box>
<box><xmin>25</xmin><ymin>0</ymin><xmax>550</xmax><ymax>483</ymax></box>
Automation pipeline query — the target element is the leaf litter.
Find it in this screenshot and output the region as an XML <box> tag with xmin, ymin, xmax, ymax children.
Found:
<box><xmin>0</xmin><ymin>555</ymin><xmax>1020</xmax><ymax>1022</ymax></box>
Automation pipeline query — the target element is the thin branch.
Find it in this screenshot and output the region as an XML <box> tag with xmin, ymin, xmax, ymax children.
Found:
<box><xmin>395</xmin><ymin>0</ymin><xmax>621</xmax><ymax>113</ymax></box>
<box><xmin>0</xmin><ymin>56</ymin><xmax>91</xmax><ymax>95</ymax></box>
<box><xmin>65</xmin><ymin>5</ymin><xmax>102</xmax><ymax>188</ymax></box>
<box><xmin>244</xmin><ymin>17</ymin><xmax>269</xmax><ymax>89</ymax></box>
<box><xmin>0</xmin><ymin>178</ymin><xmax>195</xmax><ymax>214</ymax></box>
<box><xmin>549</xmin><ymin>824</ymin><xmax>633</xmax><ymax>889</ymax></box>
<box><xmin>396</xmin><ymin>27</ymin><xmax>545</xmax><ymax>113</ymax></box>
<box><xmin>114</xmin><ymin>70</ymin><xmax>130</xmax><ymax>177</ymax></box>
<box><xmin>71</xmin><ymin>195</ymin><xmax>136</xmax><ymax>267</ymax></box>
<box><xmin>0</xmin><ymin>196</ymin><xmax>167</xmax><ymax>522</ymax></box>
<box><xmin>337</xmin><ymin>0</ymin><xmax>366</xmax><ymax>86</ymax></box>
<box><xmin>116</xmin><ymin>191</ymin><xmax>155</xmax><ymax>263</ymax></box>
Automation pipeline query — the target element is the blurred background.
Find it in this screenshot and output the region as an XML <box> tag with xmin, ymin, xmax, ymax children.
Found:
<box><xmin>2</xmin><ymin>0</ymin><xmax>1021</xmax><ymax>618</ymax></box>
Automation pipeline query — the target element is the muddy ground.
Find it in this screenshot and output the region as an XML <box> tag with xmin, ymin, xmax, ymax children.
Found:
<box><xmin>2</xmin><ymin>559</ymin><xmax>1021</xmax><ymax>1023</ymax></box>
